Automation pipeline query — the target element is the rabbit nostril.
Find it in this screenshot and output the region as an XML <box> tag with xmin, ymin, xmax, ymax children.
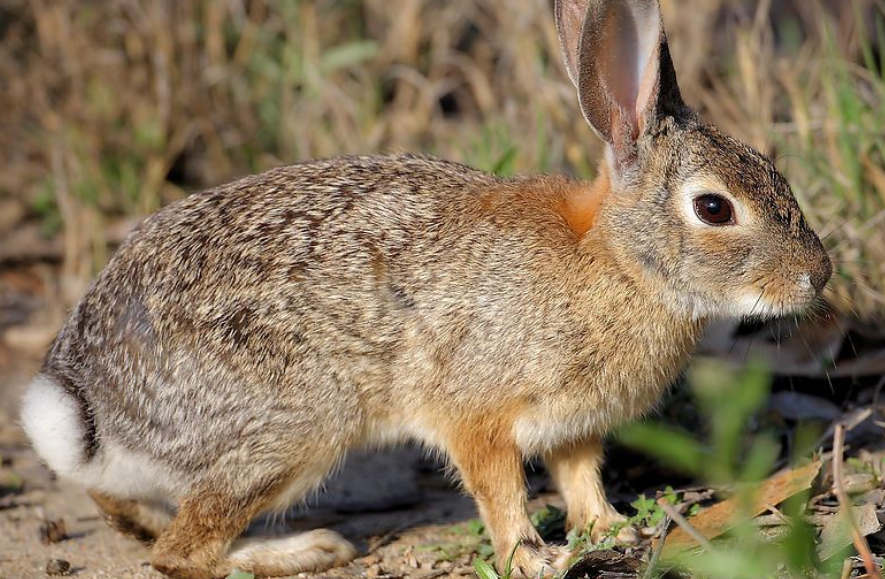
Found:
<box><xmin>809</xmin><ymin>255</ymin><xmax>832</xmax><ymax>294</ymax></box>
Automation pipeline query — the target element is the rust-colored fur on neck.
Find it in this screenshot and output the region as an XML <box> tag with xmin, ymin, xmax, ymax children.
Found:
<box><xmin>557</xmin><ymin>162</ymin><xmax>610</xmax><ymax>239</ymax></box>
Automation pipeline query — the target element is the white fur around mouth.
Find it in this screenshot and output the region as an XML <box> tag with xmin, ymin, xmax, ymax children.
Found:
<box><xmin>734</xmin><ymin>289</ymin><xmax>810</xmax><ymax>319</ymax></box>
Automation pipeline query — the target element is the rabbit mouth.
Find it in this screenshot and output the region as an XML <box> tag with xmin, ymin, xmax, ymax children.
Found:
<box><xmin>733</xmin><ymin>285</ymin><xmax>819</xmax><ymax>319</ymax></box>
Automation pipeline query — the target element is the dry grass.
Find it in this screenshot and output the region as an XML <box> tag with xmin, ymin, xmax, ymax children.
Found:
<box><xmin>0</xmin><ymin>0</ymin><xmax>883</xmax><ymax>320</ymax></box>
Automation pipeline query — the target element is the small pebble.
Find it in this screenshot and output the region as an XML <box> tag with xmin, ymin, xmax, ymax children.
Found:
<box><xmin>39</xmin><ymin>518</ymin><xmax>68</xmax><ymax>544</ymax></box>
<box><xmin>45</xmin><ymin>558</ymin><xmax>71</xmax><ymax>576</ymax></box>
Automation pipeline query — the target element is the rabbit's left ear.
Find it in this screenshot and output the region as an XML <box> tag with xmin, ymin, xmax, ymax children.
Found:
<box><xmin>556</xmin><ymin>0</ymin><xmax>687</xmax><ymax>166</ymax></box>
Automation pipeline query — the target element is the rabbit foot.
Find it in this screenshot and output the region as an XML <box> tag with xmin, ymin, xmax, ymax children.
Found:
<box><xmin>508</xmin><ymin>541</ymin><xmax>573</xmax><ymax>578</ymax></box>
<box><xmin>224</xmin><ymin>529</ymin><xmax>357</xmax><ymax>577</ymax></box>
<box><xmin>586</xmin><ymin>512</ymin><xmax>639</xmax><ymax>545</ymax></box>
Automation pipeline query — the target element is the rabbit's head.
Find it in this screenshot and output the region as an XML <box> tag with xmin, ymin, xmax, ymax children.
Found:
<box><xmin>556</xmin><ymin>0</ymin><xmax>831</xmax><ymax>320</ymax></box>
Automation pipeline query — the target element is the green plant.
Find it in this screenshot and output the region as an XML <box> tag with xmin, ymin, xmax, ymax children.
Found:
<box><xmin>530</xmin><ymin>505</ymin><xmax>567</xmax><ymax>540</ymax></box>
<box><xmin>627</xmin><ymin>487</ymin><xmax>699</xmax><ymax>530</ymax></box>
<box><xmin>618</xmin><ymin>360</ymin><xmax>848</xmax><ymax>579</ymax></box>
<box><xmin>473</xmin><ymin>542</ymin><xmax>519</xmax><ymax>579</ymax></box>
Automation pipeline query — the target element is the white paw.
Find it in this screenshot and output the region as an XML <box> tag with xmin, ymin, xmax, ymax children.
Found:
<box><xmin>227</xmin><ymin>529</ymin><xmax>357</xmax><ymax>575</ymax></box>
<box><xmin>509</xmin><ymin>542</ymin><xmax>572</xmax><ymax>578</ymax></box>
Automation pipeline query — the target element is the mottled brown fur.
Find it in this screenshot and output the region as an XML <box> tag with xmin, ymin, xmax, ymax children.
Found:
<box><xmin>89</xmin><ymin>491</ymin><xmax>170</xmax><ymax>546</ymax></box>
<box><xmin>150</xmin><ymin>489</ymin><xmax>268</xmax><ymax>579</ymax></box>
<box><xmin>24</xmin><ymin>1</ymin><xmax>831</xmax><ymax>578</ymax></box>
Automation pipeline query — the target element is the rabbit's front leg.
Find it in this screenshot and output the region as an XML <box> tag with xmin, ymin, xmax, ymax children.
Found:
<box><xmin>446</xmin><ymin>423</ymin><xmax>571</xmax><ymax>578</ymax></box>
<box><xmin>544</xmin><ymin>438</ymin><xmax>637</xmax><ymax>544</ymax></box>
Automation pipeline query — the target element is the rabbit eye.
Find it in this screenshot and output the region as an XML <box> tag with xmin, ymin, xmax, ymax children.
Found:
<box><xmin>693</xmin><ymin>194</ymin><xmax>735</xmax><ymax>226</ymax></box>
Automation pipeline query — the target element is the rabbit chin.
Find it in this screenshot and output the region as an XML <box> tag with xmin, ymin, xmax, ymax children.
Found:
<box><xmin>664</xmin><ymin>287</ymin><xmax>811</xmax><ymax>321</ymax></box>
<box><xmin>729</xmin><ymin>290</ymin><xmax>813</xmax><ymax>319</ymax></box>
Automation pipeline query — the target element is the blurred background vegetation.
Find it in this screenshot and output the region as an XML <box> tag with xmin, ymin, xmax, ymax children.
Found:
<box><xmin>0</xmin><ymin>0</ymin><xmax>884</xmax><ymax>323</ymax></box>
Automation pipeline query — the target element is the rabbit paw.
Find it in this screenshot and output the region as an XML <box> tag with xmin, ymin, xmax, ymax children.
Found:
<box><xmin>508</xmin><ymin>541</ymin><xmax>572</xmax><ymax>578</ymax></box>
<box><xmin>226</xmin><ymin>529</ymin><xmax>357</xmax><ymax>576</ymax></box>
<box><xmin>586</xmin><ymin>512</ymin><xmax>639</xmax><ymax>545</ymax></box>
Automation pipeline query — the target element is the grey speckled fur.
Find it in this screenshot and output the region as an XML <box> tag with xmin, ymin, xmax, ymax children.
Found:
<box><xmin>46</xmin><ymin>154</ymin><xmax>548</xmax><ymax>477</ymax></box>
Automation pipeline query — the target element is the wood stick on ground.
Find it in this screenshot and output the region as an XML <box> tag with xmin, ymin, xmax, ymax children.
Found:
<box><xmin>832</xmin><ymin>423</ymin><xmax>883</xmax><ymax>579</ymax></box>
<box><xmin>656</xmin><ymin>498</ymin><xmax>715</xmax><ymax>552</ymax></box>
<box><xmin>641</xmin><ymin>516</ymin><xmax>671</xmax><ymax>579</ymax></box>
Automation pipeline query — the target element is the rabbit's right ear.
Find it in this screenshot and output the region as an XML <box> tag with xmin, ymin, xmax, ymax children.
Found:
<box><xmin>555</xmin><ymin>0</ymin><xmax>686</xmax><ymax>168</ymax></box>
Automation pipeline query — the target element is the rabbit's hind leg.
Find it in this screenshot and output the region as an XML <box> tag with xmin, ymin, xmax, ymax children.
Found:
<box><xmin>149</xmin><ymin>468</ymin><xmax>356</xmax><ymax>579</ymax></box>
<box><xmin>224</xmin><ymin>530</ymin><xmax>356</xmax><ymax>577</ymax></box>
<box><xmin>89</xmin><ymin>491</ymin><xmax>172</xmax><ymax>545</ymax></box>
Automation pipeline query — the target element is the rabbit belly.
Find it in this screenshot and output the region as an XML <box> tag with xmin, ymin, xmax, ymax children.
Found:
<box><xmin>512</xmin><ymin>408</ymin><xmax>609</xmax><ymax>456</ymax></box>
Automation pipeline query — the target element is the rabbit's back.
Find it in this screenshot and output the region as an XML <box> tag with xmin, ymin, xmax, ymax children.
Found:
<box><xmin>37</xmin><ymin>154</ymin><xmax>584</xmax><ymax>484</ymax></box>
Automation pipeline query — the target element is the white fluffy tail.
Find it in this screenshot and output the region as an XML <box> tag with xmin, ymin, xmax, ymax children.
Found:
<box><xmin>21</xmin><ymin>374</ymin><xmax>90</xmax><ymax>478</ymax></box>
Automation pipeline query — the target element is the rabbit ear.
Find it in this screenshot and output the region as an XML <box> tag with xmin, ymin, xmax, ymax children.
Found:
<box><xmin>555</xmin><ymin>0</ymin><xmax>593</xmax><ymax>86</ymax></box>
<box><xmin>560</xmin><ymin>0</ymin><xmax>686</xmax><ymax>166</ymax></box>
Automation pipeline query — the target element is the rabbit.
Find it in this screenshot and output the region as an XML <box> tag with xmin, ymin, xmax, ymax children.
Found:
<box><xmin>20</xmin><ymin>0</ymin><xmax>831</xmax><ymax>577</ymax></box>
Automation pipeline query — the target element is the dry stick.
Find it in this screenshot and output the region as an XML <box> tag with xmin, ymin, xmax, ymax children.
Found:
<box><xmin>655</xmin><ymin>498</ymin><xmax>715</xmax><ymax>553</ymax></box>
<box><xmin>832</xmin><ymin>423</ymin><xmax>883</xmax><ymax>579</ymax></box>
<box><xmin>641</xmin><ymin>516</ymin><xmax>672</xmax><ymax>579</ymax></box>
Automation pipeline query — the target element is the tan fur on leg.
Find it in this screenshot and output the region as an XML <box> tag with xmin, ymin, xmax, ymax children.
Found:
<box><xmin>149</xmin><ymin>478</ymin><xmax>356</xmax><ymax>579</ymax></box>
<box><xmin>445</xmin><ymin>416</ymin><xmax>570</xmax><ymax>578</ymax></box>
<box><xmin>150</xmin><ymin>490</ymin><xmax>257</xmax><ymax>579</ymax></box>
<box><xmin>90</xmin><ymin>491</ymin><xmax>172</xmax><ymax>545</ymax></box>
<box><xmin>545</xmin><ymin>438</ymin><xmax>636</xmax><ymax>543</ymax></box>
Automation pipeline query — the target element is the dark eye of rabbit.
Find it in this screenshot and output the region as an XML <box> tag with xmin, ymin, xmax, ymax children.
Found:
<box><xmin>693</xmin><ymin>194</ymin><xmax>735</xmax><ymax>226</ymax></box>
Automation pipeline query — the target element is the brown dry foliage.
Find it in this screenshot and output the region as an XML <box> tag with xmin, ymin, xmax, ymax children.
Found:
<box><xmin>0</xmin><ymin>0</ymin><xmax>883</xmax><ymax>320</ymax></box>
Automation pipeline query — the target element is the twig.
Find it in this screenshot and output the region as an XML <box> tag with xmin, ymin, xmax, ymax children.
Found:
<box><xmin>815</xmin><ymin>408</ymin><xmax>874</xmax><ymax>454</ymax></box>
<box><xmin>366</xmin><ymin>517</ymin><xmax>428</xmax><ymax>553</ymax></box>
<box><xmin>656</xmin><ymin>498</ymin><xmax>715</xmax><ymax>552</ymax></box>
<box><xmin>841</xmin><ymin>558</ymin><xmax>853</xmax><ymax>579</ymax></box>
<box><xmin>832</xmin><ymin>423</ymin><xmax>883</xmax><ymax>579</ymax></box>
<box><xmin>641</xmin><ymin>516</ymin><xmax>671</xmax><ymax>579</ymax></box>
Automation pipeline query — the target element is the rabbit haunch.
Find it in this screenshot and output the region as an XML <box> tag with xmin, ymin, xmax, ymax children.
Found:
<box><xmin>21</xmin><ymin>375</ymin><xmax>182</xmax><ymax>499</ymax></box>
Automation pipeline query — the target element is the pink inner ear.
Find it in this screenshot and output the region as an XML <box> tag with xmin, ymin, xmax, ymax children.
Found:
<box><xmin>600</xmin><ymin>1</ymin><xmax>661</xmax><ymax>138</ymax></box>
<box><xmin>635</xmin><ymin>44</ymin><xmax>660</xmax><ymax>133</ymax></box>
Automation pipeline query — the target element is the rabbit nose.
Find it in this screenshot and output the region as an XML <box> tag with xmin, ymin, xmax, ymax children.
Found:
<box><xmin>809</xmin><ymin>250</ymin><xmax>832</xmax><ymax>295</ymax></box>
